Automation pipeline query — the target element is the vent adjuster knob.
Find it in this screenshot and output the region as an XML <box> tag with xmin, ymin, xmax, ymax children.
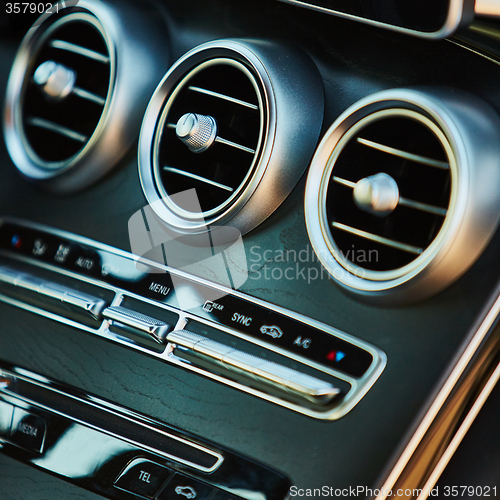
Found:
<box><xmin>176</xmin><ymin>113</ymin><xmax>217</xmax><ymax>154</ymax></box>
<box><xmin>353</xmin><ymin>172</ymin><xmax>399</xmax><ymax>217</ymax></box>
<box><xmin>33</xmin><ymin>60</ymin><xmax>76</xmax><ymax>101</ymax></box>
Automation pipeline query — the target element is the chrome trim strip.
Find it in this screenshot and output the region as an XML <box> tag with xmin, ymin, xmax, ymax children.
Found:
<box><xmin>25</xmin><ymin>117</ymin><xmax>88</xmax><ymax>143</ymax></box>
<box><xmin>187</xmin><ymin>85</ymin><xmax>259</xmax><ymax>110</ymax></box>
<box><xmin>374</xmin><ymin>289</ymin><xmax>500</xmax><ymax>500</ymax></box>
<box><xmin>48</xmin><ymin>39</ymin><xmax>110</xmax><ymax>64</ymax></box>
<box><xmin>215</xmin><ymin>137</ymin><xmax>256</xmax><ymax>154</ymax></box>
<box><xmin>277</xmin><ymin>0</ymin><xmax>473</xmax><ymax>40</ymax></box>
<box><xmin>167</xmin><ymin>330</ymin><xmax>340</xmax><ymax>405</ymax></box>
<box><xmin>356</xmin><ymin>138</ymin><xmax>450</xmax><ymax>169</ymax></box>
<box><xmin>416</xmin><ymin>361</ymin><xmax>500</xmax><ymax>500</ymax></box>
<box><xmin>0</xmin><ymin>366</ymin><xmax>224</xmax><ymax>473</ymax></box>
<box><xmin>0</xmin><ymin>217</ymin><xmax>386</xmax><ymax>420</ymax></box>
<box><xmin>331</xmin><ymin>222</ymin><xmax>424</xmax><ymax>255</ymax></box>
<box><xmin>0</xmin><ymin>264</ymin><xmax>107</xmax><ymax>319</ymax></box>
<box><xmin>71</xmin><ymin>86</ymin><xmax>106</xmax><ymax>106</ymax></box>
<box><xmin>163</xmin><ymin>166</ymin><xmax>234</xmax><ymax>192</ymax></box>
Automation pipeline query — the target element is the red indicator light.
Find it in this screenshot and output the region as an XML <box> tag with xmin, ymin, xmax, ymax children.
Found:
<box><xmin>327</xmin><ymin>350</ymin><xmax>346</xmax><ymax>363</ymax></box>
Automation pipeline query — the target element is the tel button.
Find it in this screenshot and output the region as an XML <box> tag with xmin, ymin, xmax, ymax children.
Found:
<box><xmin>10</xmin><ymin>408</ymin><xmax>46</xmax><ymax>453</ymax></box>
<box><xmin>158</xmin><ymin>473</ymin><xmax>214</xmax><ymax>500</ymax></box>
<box><xmin>114</xmin><ymin>458</ymin><xmax>173</xmax><ymax>499</ymax></box>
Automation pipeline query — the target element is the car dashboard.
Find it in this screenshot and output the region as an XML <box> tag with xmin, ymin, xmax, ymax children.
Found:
<box><xmin>0</xmin><ymin>0</ymin><xmax>500</xmax><ymax>499</ymax></box>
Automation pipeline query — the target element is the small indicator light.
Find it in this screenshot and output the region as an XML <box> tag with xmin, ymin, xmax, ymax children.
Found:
<box><xmin>11</xmin><ymin>235</ymin><xmax>22</xmax><ymax>249</ymax></box>
<box><xmin>327</xmin><ymin>350</ymin><xmax>346</xmax><ymax>363</ymax></box>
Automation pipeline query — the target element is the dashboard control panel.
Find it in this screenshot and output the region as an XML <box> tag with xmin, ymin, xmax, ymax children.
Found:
<box><xmin>0</xmin><ymin>218</ymin><xmax>386</xmax><ymax>420</ymax></box>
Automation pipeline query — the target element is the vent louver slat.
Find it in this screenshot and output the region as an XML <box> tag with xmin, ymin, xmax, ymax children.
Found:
<box><xmin>305</xmin><ymin>89</ymin><xmax>500</xmax><ymax>304</ymax></box>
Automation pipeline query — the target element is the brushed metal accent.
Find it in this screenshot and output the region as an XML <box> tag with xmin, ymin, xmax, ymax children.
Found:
<box><xmin>0</xmin><ymin>217</ymin><xmax>386</xmax><ymax>420</ymax></box>
<box><xmin>139</xmin><ymin>39</ymin><xmax>324</xmax><ymax>236</ymax></box>
<box><xmin>3</xmin><ymin>0</ymin><xmax>170</xmax><ymax>192</ymax></box>
<box><xmin>278</xmin><ymin>0</ymin><xmax>475</xmax><ymax>39</ymax></box>
<box><xmin>103</xmin><ymin>305</ymin><xmax>171</xmax><ymax>343</ymax></box>
<box><xmin>305</xmin><ymin>89</ymin><xmax>500</xmax><ymax>304</ymax></box>
<box><xmin>167</xmin><ymin>330</ymin><xmax>340</xmax><ymax>404</ymax></box>
<box><xmin>0</xmin><ymin>264</ymin><xmax>107</xmax><ymax>320</ymax></box>
<box><xmin>176</xmin><ymin>113</ymin><xmax>218</xmax><ymax>153</ymax></box>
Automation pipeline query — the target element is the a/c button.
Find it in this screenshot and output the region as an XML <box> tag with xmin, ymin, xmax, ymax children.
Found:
<box><xmin>114</xmin><ymin>458</ymin><xmax>173</xmax><ymax>499</ymax></box>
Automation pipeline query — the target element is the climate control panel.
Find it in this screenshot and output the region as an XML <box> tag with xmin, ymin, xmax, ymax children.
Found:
<box><xmin>0</xmin><ymin>217</ymin><xmax>386</xmax><ymax>420</ymax></box>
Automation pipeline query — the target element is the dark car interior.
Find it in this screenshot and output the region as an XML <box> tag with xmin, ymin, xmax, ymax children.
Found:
<box><xmin>1</xmin><ymin>0</ymin><xmax>500</xmax><ymax>498</ymax></box>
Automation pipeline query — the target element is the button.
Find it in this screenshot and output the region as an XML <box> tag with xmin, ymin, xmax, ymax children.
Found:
<box><xmin>157</xmin><ymin>473</ymin><xmax>214</xmax><ymax>500</ymax></box>
<box><xmin>114</xmin><ymin>458</ymin><xmax>172</xmax><ymax>499</ymax></box>
<box><xmin>0</xmin><ymin>401</ymin><xmax>14</xmax><ymax>438</ymax></box>
<box><xmin>103</xmin><ymin>306</ymin><xmax>172</xmax><ymax>343</ymax></box>
<box><xmin>10</xmin><ymin>408</ymin><xmax>46</xmax><ymax>453</ymax></box>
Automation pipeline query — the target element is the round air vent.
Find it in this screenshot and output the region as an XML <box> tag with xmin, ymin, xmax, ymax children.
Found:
<box><xmin>139</xmin><ymin>39</ymin><xmax>324</xmax><ymax>236</ymax></box>
<box><xmin>4</xmin><ymin>0</ymin><xmax>170</xmax><ymax>193</ymax></box>
<box><xmin>305</xmin><ymin>88</ymin><xmax>500</xmax><ymax>304</ymax></box>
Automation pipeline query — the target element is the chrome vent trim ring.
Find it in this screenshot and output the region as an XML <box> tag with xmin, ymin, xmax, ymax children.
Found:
<box><xmin>3</xmin><ymin>0</ymin><xmax>170</xmax><ymax>193</ymax></box>
<box><xmin>305</xmin><ymin>88</ymin><xmax>500</xmax><ymax>304</ymax></box>
<box><xmin>139</xmin><ymin>39</ymin><xmax>324</xmax><ymax>236</ymax></box>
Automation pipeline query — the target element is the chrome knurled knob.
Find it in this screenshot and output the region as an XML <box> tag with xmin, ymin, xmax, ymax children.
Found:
<box><xmin>176</xmin><ymin>113</ymin><xmax>217</xmax><ymax>153</ymax></box>
<box><xmin>33</xmin><ymin>60</ymin><xmax>76</xmax><ymax>101</ymax></box>
<box><xmin>353</xmin><ymin>172</ymin><xmax>400</xmax><ymax>217</ymax></box>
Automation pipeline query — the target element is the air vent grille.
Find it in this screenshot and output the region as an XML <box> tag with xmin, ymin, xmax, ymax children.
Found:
<box><xmin>154</xmin><ymin>60</ymin><xmax>264</xmax><ymax>216</ymax></box>
<box><xmin>326</xmin><ymin>110</ymin><xmax>452</xmax><ymax>272</ymax></box>
<box><xmin>22</xmin><ymin>14</ymin><xmax>111</xmax><ymax>166</ymax></box>
<box><xmin>305</xmin><ymin>88</ymin><xmax>500</xmax><ymax>304</ymax></box>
